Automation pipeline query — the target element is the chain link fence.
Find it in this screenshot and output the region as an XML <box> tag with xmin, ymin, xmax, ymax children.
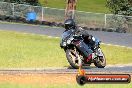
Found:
<box><xmin>0</xmin><ymin>2</ymin><xmax>13</xmax><ymax>15</ymax></box>
<box><xmin>43</xmin><ymin>7</ymin><xmax>65</xmax><ymax>23</ymax></box>
<box><xmin>105</xmin><ymin>14</ymin><xmax>132</xmax><ymax>33</ymax></box>
<box><xmin>0</xmin><ymin>2</ymin><xmax>132</xmax><ymax>33</ymax></box>
<box><xmin>14</xmin><ymin>4</ymin><xmax>42</xmax><ymax>20</ymax></box>
<box><xmin>75</xmin><ymin>11</ymin><xmax>105</xmax><ymax>28</ymax></box>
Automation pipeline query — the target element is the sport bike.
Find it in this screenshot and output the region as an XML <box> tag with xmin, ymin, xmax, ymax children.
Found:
<box><xmin>60</xmin><ymin>29</ymin><xmax>106</xmax><ymax>69</ymax></box>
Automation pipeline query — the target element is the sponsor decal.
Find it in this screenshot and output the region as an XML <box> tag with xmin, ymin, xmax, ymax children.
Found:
<box><xmin>76</xmin><ymin>67</ymin><xmax>131</xmax><ymax>85</ymax></box>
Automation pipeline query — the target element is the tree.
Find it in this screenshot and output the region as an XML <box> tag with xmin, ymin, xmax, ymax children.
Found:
<box><xmin>4</xmin><ymin>0</ymin><xmax>40</xmax><ymax>5</ymax></box>
<box><xmin>26</xmin><ymin>0</ymin><xmax>39</xmax><ymax>5</ymax></box>
<box><xmin>106</xmin><ymin>0</ymin><xmax>132</xmax><ymax>16</ymax></box>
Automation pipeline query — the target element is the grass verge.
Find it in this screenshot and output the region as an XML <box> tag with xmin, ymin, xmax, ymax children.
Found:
<box><xmin>0</xmin><ymin>30</ymin><xmax>131</xmax><ymax>68</ymax></box>
<box><xmin>38</xmin><ymin>0</ymin><xmax>109</xmax><ymax>13</ymax></box>
<box><xmin>0</xmin><ymin>83</ymin><xmax>131</xmax><ymax>88</ymax></box>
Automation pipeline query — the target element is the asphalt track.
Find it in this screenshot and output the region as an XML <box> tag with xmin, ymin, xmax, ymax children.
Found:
<box><xmin>0</xmin><ymin>22</ymin><xmax>132</xmax><ymax>74</ymax></box>
<box><xmin>0</xmin><ymin>66</ymin><xmax>132</xmax><ymax>74</ymax></box>
<box><xmin>0</xmin><ymin>22</ymin><xmax>132</xmax><ymax>47</ymax></box>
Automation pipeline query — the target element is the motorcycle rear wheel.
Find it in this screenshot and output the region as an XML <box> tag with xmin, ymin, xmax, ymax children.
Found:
<box><xmin>94</xmin><ymin>50</ymin><xmax>106</xmax><ymax>68</ymax></box>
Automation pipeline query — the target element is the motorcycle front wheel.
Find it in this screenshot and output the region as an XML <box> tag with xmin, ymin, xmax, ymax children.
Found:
<box><xmin>66</xmin><ymin>48</ymin><xmax>82</xmax><ymax>69</ymax></box>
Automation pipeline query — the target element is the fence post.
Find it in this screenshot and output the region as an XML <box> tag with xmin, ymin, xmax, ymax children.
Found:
<box><xmin>104</xmin><ymin>14</ymin><xmax>107</xmax><ymax>28</ymax></box>
<box><xmin>42</xmin><ymin>7</ymin><xmax>44</xmax><ymax>21</ymax></box>
<box><xmin>12</xmin><ymin>3</ymin><xmax>15</xmax><ymax>17</ymax></box>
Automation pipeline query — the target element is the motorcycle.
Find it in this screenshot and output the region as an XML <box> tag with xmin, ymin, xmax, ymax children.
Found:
<box><xmin>60</xmin><ymin>29</ymin><xmax>106</xmax><ymax>69</ymax></box>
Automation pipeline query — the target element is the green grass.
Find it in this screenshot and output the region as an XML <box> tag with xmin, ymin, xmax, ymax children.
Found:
<box><xmin>38</xmin><ymin>0</ymin><xmax>110</xmax><ymax>13</ymax></box>
<box><xmin>0</xmin><ymin>83</ymin><xmax>42</xmax><ymax>88</ymax></box>
<box><xmin>0</xmin><ymin>30</ymin><xmax>67</xmax><ymax>68</ymax></box>
<box><xmin>0</xmin><ymin>83</ymin><xmax>131</xmax><ymax>88</ymax></box>
<box><xmin>101</xmin><ymin>44</ymin><xmax>132</xmax><ymax>64</ymax></box>
<box><xmin>40</xmin><ymin>84</ymin><xmax>132</xmax><ymax>88</ymax></box>
<box><xmin>0</xmin><ymin>30</ymin><xmax>132</xmax><ymax>68</ymax></box>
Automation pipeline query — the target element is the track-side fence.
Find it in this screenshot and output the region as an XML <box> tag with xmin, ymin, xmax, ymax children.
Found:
<box><xmin>0</xmin><ymin>2</ymin><xmax>131</xmax><ymax>33</ymax></box>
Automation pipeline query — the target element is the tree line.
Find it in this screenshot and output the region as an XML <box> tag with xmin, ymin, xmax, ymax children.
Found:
<box><xmin>106</xmin><ymin>0</ymin><xmax>132</xmax><ymax>16</ymax></box>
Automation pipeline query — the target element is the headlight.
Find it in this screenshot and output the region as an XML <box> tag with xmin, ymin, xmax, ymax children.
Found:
<box><xmin>67</xmin><ymin>39</ymin><xmax>71</xmax><ymax>44</ymax></box>
<box><xmin>67</xmin><ymin>37</ymin><xmax>74</xmax><ymax>44</ymax></box>
<box><xmin>92</xmin><ymin>37</ymin><xmax>96</xmax><ymax>41</ymax></box>
<box><xmin>63</xmin><ymin>42</ymin><xmax>66</xmax><ymax>46</ymax></box>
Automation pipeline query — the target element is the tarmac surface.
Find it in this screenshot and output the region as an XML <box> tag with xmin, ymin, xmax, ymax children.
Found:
<box><xmin>0</xmin><ymin>22</ymin><xmax>132</xmax><ymax>47</ymax></box>
<box><xmin>0</xmin><ymin>66</ymin><xmax>132</xmax><ymax>74</ymax></box>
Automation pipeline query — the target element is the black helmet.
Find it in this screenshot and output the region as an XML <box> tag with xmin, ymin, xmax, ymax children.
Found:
<box><xmin>64</xmin><ymin>19</ymin><xmax>76</xmax><ymax>30</ymax></box>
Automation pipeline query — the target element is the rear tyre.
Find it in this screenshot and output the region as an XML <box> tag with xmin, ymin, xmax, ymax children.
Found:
<box><xmin>94</xmin><ymin>50</ymin><xmax>106</xmax><ymax>68</ymax></box>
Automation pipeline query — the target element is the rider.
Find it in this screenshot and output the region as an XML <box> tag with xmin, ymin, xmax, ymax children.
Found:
<box><xmin>64</xmin><ymin>19</ymin><xmax>97</xmax><ymax>60</ymax></box>
<box><xmin>64</xmin><ymin>19</ymin><xmax>96</xmax><ymax>47</ymax></box>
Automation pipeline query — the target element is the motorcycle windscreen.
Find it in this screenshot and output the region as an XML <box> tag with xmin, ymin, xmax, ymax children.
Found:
<box><xmin>61</xmin><ymin>30</ymin><xmax>73</xmax><ymax>40</ymax></box>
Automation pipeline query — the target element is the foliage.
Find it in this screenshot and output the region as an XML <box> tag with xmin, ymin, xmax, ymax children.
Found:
<box><xmin>3</xmin><ymin>0</ymin><xmax>40</xmax><ymax>5</ymax></box>
<box><xmin>106</xmin><ymin>0</ymin><xmax>132</xmax><ymax>15</ymax></box>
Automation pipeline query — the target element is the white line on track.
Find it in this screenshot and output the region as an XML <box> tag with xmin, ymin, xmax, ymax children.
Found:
<box><xmin>101</xmin><ymin>43</ymin><xmax>132</xmax><ymax>49</ymax></box>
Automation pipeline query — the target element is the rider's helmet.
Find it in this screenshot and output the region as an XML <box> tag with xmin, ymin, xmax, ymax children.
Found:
<box><xmin>64</xmin><ymin>19</ymin><xmax>76</xmax><ymax>30</ymax></box>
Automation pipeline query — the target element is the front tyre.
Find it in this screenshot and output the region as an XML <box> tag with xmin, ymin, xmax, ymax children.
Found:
<box><xmin>66</xmin><ymin>48</ymin><xmax>81</xmax><ymax>69</ymax></box>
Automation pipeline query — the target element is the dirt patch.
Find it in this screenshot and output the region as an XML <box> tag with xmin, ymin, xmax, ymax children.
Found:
<box><xmin>0</xmin><ymin>73</ymin><xmax>76</xmax><ymax>85</ymax></box>
<box><xmin>0</xmin><ymin>73</ymin><xmax>131</xmax><ymax>85</ymax></box>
